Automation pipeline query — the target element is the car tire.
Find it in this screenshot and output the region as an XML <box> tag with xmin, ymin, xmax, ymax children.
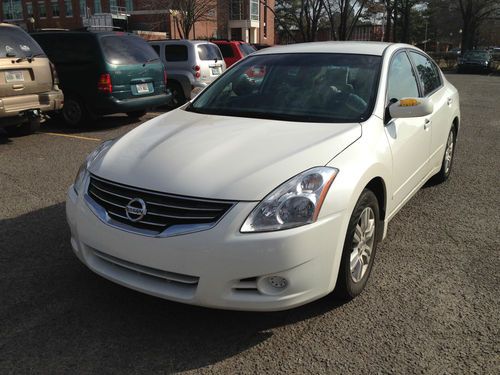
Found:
<box><xmin>62</xmin><ymin>96</ymin><xmax>87</xmax><ymax>127</ymax></box>
<box><xmin>8</xmin><ymin>117</ymin><xmax>41</xmax><ymax>136</ymax></box>
<box><xmin>127</xmin><ymin>110</ymin><xmax>147</xmax><ymax>119</ymax></box>
<box><xmin>167</xmin><ymin>82</ymin><xmax>186</xmax><ymax>108</ymax></box>
<box><xmin>335</xmin><ymin>189</ymin><xmax>380</xmax><ymax>300</ymax></box>
<box><xmin>432</xmin><ymin>126</ymin><xmax>456</xmax><ymax>184</ymax></box>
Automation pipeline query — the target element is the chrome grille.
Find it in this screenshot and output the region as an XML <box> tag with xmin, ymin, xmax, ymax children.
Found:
<box><xmin>87</xmin><ymin>175</ymin><xmax>235</xmax><ymax>234</ymax></box>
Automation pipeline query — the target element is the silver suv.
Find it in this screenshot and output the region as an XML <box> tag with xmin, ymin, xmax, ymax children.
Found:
<box><xmin>149</xmin><ymin>40</ymin><xmax>226</xmax><ymax>107</ymax></box>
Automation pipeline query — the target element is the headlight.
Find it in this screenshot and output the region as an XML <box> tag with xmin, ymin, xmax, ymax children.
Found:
<box><xmin>73</xmin><ymin>139</ymin><xmax>114</xmax><ymax>194</ymax></box>
<box><xmin>241</xmin><ymin>167</ymin><xmax>338</xmax><ymax>232</ymax></box>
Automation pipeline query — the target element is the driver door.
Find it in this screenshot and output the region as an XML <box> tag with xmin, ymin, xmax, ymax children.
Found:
<box><xmin>385</xmin><ymin>51</ymin><xmax>432</xmax><ymax>209</ymax></box>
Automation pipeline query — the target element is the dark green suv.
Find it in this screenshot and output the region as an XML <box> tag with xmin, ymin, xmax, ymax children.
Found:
<box><xmin>32</xmin><ymin>31</ymin><xmax>170</xmax><ymax>126</ymax></box>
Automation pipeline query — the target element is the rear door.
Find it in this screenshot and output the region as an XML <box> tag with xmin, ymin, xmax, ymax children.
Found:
<box><xmin>99</xmin><ymin>34</ymin><xmax>163</xmax><ymax>100</ymax></box>
<box><xmin>408</xmin><ymin>51</ymin><xmax>451</xmax><ymax>170</ymax></box>
<box><xmin>0</xmin><ymin>26</ymin><xmax>51</xmax><ymax>99</ymax></box>
<box><xmin>217</xmin><ymin>43</ymin><xmax>237</xmax><ymax>68</ymax></box>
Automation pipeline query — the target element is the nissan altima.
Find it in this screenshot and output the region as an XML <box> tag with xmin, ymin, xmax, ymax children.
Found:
<box><xmin>66</xmin><ymin>42</ymin><xmax>460</xmax><ymax>311</ymax></box>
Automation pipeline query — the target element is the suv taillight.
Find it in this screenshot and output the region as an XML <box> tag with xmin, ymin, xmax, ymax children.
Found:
<box><xmin>97</xmin><ymin>73</ymin><xmax>112</xmax><ymax>94</ymax></box>
<box><xmin>163</xmin><ymin>68</ymin><xmax>168</xmax><ymax>85</ymax></box>
<box><xmin>49</xmin><ymin>61</ymin><xmax>59</xmax><ymax>86</ymax></box>
<box><xmin>193</xmin><ymin>65</ymin><xmax>200</xmax><ymax>79</ymax></box>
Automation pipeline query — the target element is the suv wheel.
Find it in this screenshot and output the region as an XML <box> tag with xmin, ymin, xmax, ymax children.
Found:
<box><xmin>62</xmin><ymin>96</ymin><xmax>87</xmax><ymax>127</ymax></box>
<box><xmin>167</xmin><ymin>82</ymin><xmax>186</xmax><ymax>108</ymax></box>
<box><xmin>8</xmin><ymin>117</ymin><xmax>41</xmax><ymax>136</ymax></box>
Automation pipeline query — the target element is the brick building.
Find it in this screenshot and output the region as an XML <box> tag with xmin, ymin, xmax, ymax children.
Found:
<box><xmin>0</xmin><ymin>0</ymin><xmax>275</xmax><ymax>44</ymax></box>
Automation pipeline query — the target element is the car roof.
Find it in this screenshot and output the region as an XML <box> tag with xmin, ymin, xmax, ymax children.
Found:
<box><xmin>148</xmin><ymin>39</ymin><xmax>215</xmax><ymax>46</ymax></box>
<box><xmin>254</xmin><ymin>41</ymin><xmax>397</xmax><ymax>56</ymax></box>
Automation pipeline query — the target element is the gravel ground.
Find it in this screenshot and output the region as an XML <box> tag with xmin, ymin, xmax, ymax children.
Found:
<box><xmin>0</xmin><ymin>74</ymin><xmax>499</xmax><ymax>374</ymax></box>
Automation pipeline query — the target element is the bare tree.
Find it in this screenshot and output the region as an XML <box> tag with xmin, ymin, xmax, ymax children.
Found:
<box><xmin>274</xmin><ymin>0</ymin><xmax>325</xmax><ymax>42</ymax></box>
<box><xmin>457</xmin><ymin>0</ymin><xmax>500</xmax><ymax>50</ymax></box>
<box><xmin>171</xmin><ymin>0</ymin><xmax>217</xmax><ymax>39</ymax></box>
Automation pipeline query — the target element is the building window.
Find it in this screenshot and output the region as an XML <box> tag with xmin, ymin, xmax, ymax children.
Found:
<box><xmin>79</xmin><ymin>0</ymin><xmax>86</xmax><ymax>17</ymax></box>
<box><xmin>230</xmin><ymin>0</ymin><xmax>242</xmax><ymax>20</ymax></box>
<box><xmin>65</xmin><ymin>0</ymin><xmax>72</xmax><ymax>16</ymax></box>
<box><xmin>38</xmin><ymin>0</ymin><xmax>47</xmax><ymax>17</ymax></box>
<box><xmin>94</xmin><ymin>0</ymin><xmax>101</xmax><ymax>13</ymax></box>
<box><xmin>3</xmin><ymin>0</ymin><xmax>23</xmax><ymax>20</ymax></box>
<box><xmin>26</xmin><ymin>2</ymin><xmax>33</xmax><ymax>17</ymax></box>
<box><xmin>51</xmin><ymin>0</ymin><xmax>60</xmax><ymax>17</ymax></box>
<box><xmin>125</xmin><ymin>0</ymin><xmax>133</xmax><ymax>12</ymax></box>
<box><xmin>250</xmin><ymin>0</ymin><xmax>259</xmax><ymax>21</ymax></box>
<box><xmin>263</xmin><ymin>0</ymin><xmax>267</xmax><ymax>37</ymax></box>
<box><xmin>109</xmin><ymin>0</ymin><xmax>116</xmax><ymax>11</ymax></box>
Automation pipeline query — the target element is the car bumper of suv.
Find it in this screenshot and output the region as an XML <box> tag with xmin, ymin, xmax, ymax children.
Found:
<box><xmin>95</xmin><ymin>92</ymin><xmax>172</xmax><ymax>115</ymax></box>
<box><xmin>66</xmin><ymin>185</ymin><xmax>347</xmax><ymax>311</ymax></box>
<box><xmin>0</xmin><ymin>89</ymin><xmax>64</xmax><ymax>122</ymax></box>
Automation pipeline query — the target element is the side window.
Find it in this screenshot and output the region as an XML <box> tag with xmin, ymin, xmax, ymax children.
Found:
<box><xmin>151</xmin><ymin>44</ymin><xmax>160</xmax><ymax>56</ymax></box>
<box><xmin>164</xmin><ymin>44</ymin><xmax>188</xmax><ymax>62</ymax></box>
<box><xmin>218</xmin><ymin>44</ymin><xmax>234</xmax><ymax>58</ymax></box>
<box><xmin>409</xmin><ymin>51</ymin><xmax>441</xmax><ymax>96</ymax></box>
<box><xmin>387</xmin><ymin>52</ymin><xmax>420</xmax><ymax>101</ymax></box>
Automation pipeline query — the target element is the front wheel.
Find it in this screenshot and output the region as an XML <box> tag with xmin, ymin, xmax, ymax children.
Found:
<box><xmin>335</xmin><ymin>189</ymin><xmax>380</xmax><ymax>300</ymax></box>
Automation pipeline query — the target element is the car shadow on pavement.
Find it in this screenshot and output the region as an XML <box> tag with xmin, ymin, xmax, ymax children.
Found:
<box><xmin>40</xmin><ymin>114</ymin><xmax>150</xmax><ymax>135</ymax></box>
<box><xmin>0</xmin><ymin>203</ymin><xmax>345</xmax><ymax>373</ymax></box>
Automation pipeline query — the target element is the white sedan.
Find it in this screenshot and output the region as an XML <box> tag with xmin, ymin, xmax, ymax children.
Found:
<box><xmin>66</xmin><ymin>42</ymin><xmax>460</xmax><ymax>311</ymax></box>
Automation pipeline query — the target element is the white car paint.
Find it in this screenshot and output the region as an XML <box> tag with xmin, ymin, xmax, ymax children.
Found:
<box><xmin>66</xmin><ymin>42</ymin><xmax>460</xmax><ymax>311</ymax></box>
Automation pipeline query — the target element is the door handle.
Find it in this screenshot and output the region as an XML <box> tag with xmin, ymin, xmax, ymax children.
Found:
<box><xmin>12</xmin><ymin>84</ymin><xmax>24</xmax><ymax>90</ymax></box>
<box><xmin>424</xmin><ymin>119</ymin><xmax>431</xmax><ymax>130</ymax></box>
<box><xmin>447</xmin><ymin>97</ymin><xmax>453</xmax><ymax>106</ymax></box>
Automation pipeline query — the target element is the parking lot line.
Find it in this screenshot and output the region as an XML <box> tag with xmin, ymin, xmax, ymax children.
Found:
<box><xmin>39</xmin><ymin>132</ymin><xmax>101</xmax><ymax>142</ymax></box>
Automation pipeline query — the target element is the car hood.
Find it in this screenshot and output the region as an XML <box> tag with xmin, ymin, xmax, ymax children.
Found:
<box><xmin>90</xmin><ymin>109</ymin><xmax>361</xmax><ymax>201</ymax></box>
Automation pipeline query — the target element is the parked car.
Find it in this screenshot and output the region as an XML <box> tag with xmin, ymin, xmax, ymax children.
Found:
<box><xmin>0</xmin><ymin>23</ymin><xmax>63</xmax><ymax>134</ymax></box>
<box><xmin>457</xmin><ymin>50</ymin><xmax>493</xmax><ymax>73</ymax></box>
<box><xmin>251</xmin><ymin>43</ymin><xmax>271</xmax><ymax>51</ymax></box>
<box><xmin>448</xmin><ymin>47</ymin><xmax>461</xmax><ymax>56</ymax></box>
<box><xmin>211</xmin><ymin>39</ymin><xmax>256</xmax><ymax>68</ymax></box>
<box><xmin>67</xmin><ymin>42</ymin><xmax>460</xmax><ymax>311</ymax></box>
<box><xmin>149</xmin><ymin>40</ymin><xmax>225</xmax><ymax>107</ymax></box>
<box><xmin>31</xmin><ymin>31</ymin><xmax>170</xmax><ymax>126</ymax></box>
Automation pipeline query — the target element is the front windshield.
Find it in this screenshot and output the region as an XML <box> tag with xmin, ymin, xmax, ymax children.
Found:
<box><xmin>464</xmin><ymin>51</ymin><xmax>489</xmax><ymax>59</ymax></box>
<box><xmin>188</xmin><ymin>53</ymin><xmax>381</xmax><ymax>123</ymax></box>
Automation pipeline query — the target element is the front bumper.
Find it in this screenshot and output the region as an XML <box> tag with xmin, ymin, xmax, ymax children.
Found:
<box><xmin>66</xmin><ymin>185</ymin><xmax>348</xmax><ymax>311</ymax></box>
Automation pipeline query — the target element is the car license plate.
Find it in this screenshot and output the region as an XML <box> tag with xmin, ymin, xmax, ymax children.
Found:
<box><xmin>211</xmin><ymin>66</ymin><xmax>221</xmax><ymax>75</ymax></box>
<box><xmin>136</xmin><ymin>83</ymin><xmax>150</xmax><ymax>94</ymax></box>
<box><xmin>5</xmin><ymin>71</ymin><xmax>24</xmax><ymax>83</ymax></box>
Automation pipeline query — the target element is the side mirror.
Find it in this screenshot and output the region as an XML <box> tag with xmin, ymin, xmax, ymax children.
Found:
<box><xmin>389</xmin><ymin>98</ymin><xmax>433</xmax><ymax>119</ymax></box>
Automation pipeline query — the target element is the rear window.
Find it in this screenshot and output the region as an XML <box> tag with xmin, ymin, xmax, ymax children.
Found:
<box><xmin>151</xmin><ymin>44</ymin><xmax>160</xmax><ymax>56</ymax></box>
<box><xmin>239</xmin><ymin>43</ymin><xmax>256</xmax><ymax>57</ymax></box>
<box><xmin>100</xmin><ymin>35</ymin><xmax>159</xmax><ymax>65</ymax></box>
<box><xmin>217</xmin><ymin>44</ymin><xmax>234</xmax><ymax>58</ymax></box>
<box><xmin>0</xmin><ymin>26</ymin><xmax>45</xmax><ymax>58</ymax></box>
<box><xmin>197</xmin><ymin>44</ymin><xmax>223</xmax><ymax>61</ymax></box>
<box><xmin>164</xmin><ymin>45</ymin><xmax>188</xmax><ymax>62</ymax></box>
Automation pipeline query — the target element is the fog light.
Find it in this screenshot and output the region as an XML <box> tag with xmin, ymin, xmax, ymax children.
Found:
<box><xmin>268</xmin><ymin>276</ymin><xmax>288</xmax><ymax>289</ymax></box>
<box><xmin>257</xmin><ymin>275</ymin><xmax>289</xmax><ymax>295</ymax></box>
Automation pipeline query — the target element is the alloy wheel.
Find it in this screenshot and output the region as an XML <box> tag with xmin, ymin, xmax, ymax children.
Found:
<box><xmin>350</xmin><ymin>207</ymin><xmax>376</xmax><ymax>283</ymax></box>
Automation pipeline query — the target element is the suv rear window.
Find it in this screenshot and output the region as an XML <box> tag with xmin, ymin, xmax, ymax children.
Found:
<box><xmin>239</xmin><ymin>43</ymin><xmax>256</xmax><ymax>57</ymax></box>
<box><xmin>0</xmin><ymin>26</ymin><xmax>45</xmax><ymax>58</ymax></box>
<box><xmin>164</xmin><ymin>45</ymin><xmax>188</xmax><ymax>61</ymax></box>
<box><xmin>218</xmin><ymin>44</ymin><xmax>234</xmax><ymax>58</ymax></box>
<box><xmin>100</xmin><ymin>35</ymin><xmax>159</xmax><ymax>65</ymax></box>
<box><xmin>197</xmin><ymin>44</ymin><xmax>223</xmax><ymax>61</ymax></box>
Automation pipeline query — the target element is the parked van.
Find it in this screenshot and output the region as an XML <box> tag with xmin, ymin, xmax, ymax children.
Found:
<box><xmin>149</xmin><ymin>40</ymin><xmax>225</xmax><ymax>107</ymax></box>
<box><xmin>0</xmin><ymin>23</ymin><xmax>63</xmax><ymax>134</ymax></box>
<box><xmin>32</xmin><ymin>31</ymin><xmax>170</xmax><ymax>126</ymax></box>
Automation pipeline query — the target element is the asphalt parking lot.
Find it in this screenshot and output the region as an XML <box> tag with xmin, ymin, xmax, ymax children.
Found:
<box><xmin>1</xmin><ymin>74</ymin><xmax>499</xmax><ymax>374</ymax></box>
